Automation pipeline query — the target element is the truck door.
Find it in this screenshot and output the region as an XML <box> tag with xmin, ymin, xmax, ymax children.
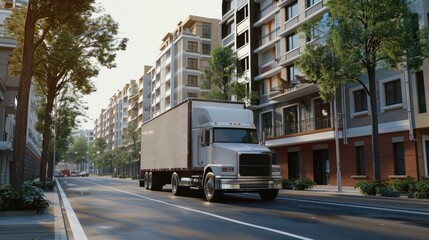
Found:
<box><xmin>198</xmin><ymin>128</ymin><xmax>211</xmax><ymax>166</ymax></box>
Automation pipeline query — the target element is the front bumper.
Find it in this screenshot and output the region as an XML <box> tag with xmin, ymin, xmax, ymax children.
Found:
<box><xmin>215</xmin><ymin>177</ymin><xmax>283</xmax><ymax>191</ymax></box>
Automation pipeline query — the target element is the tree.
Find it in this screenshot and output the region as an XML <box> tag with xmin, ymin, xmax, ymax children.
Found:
<box><xmin>202</xmin><ymin>46</ymin><xmax>258</xmax><ymax>105</ymax></box>
<box><xmin>296</xmin><ymin>0</ymin><xmax>429</xmax><ymax>180</ymax></box>
<box><xmin>68</xmin><ymin>136</ymin><xmax>89</xmax><ymax>168</ymax></box>
<box><xmin>122</xmin><ymin>122</ymin><xmax>141</xmax><ymax>176</ymax></box>
<box><xmin>6</xmin><ymin>0</ymin><xmax>127</xmax><ymax>187</ymax></box>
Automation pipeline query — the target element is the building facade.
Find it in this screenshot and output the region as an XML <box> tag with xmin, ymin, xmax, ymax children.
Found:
<box><xmin>222</xmin><ymin>0</ymin><xmax>428</xmax><ymax>186</ymax></box>
<box><xmin>148</xmin><ymin>15</ymin><xmax>221</xmax><ymax>117</ymax></box>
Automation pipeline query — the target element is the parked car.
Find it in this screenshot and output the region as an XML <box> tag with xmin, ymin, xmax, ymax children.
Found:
<box><xmin>79</xmin><ymin>171</ymin><xmax>89</xmax><ymax>177</ymax></box>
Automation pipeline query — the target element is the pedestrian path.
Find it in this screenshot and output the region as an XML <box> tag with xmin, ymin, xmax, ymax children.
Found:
<box><xmin>0</xmin><ymin>188</ymin><xmax>67</xmax><ymax>240</ymax></box>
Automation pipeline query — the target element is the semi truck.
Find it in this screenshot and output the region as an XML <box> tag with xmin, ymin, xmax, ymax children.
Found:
<box><xmin>139</xmin><ymin>99</ymin><xmax>282</xmax><ymax>202</ymax></box>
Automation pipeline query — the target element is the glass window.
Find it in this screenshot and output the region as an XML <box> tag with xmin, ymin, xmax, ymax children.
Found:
<box><xmin>202</xmin><ymin>43</ymin><xmax>211</xmax><ymax>55</ymax></box>
<box><xmin>287</xmin><ymin>33</ymin><xmax>299</xmax><ymax>51</ymax></box>
<box><xmin>354</xmin><ymin>89</ymin><xmax>368</xmax><ymax>112</ymax></box>
<box><xmin>202</xmin><ymin>24</ymin><xmax>211</xmax><ymax>38</ymax></box>
<box><xmin>416</xmin><ymin>71</ymin><xmax>427</xmax><ymax>113</ymax></box>
<box><xmin>286</xmin><ymin>1</ymin><xmax>298</xmax><ymax>21</ymax></box>
<box><xmin>261</xmin><ymin>111</ymin><xmax>272</xmax><ymax>135</ymax></box>
<box><xmin>187</xmin><ymin>41</ymin><xmax>198</xmax><ymax>52</ymax></box>
<box><xmin>356</xmin><ymin>146</ymin><xmax>365</xmax><ymax>175</ymax></box>
<box><xmin>394</xmin><ymin>142</ymin><xmax>405</xmax><ymax>175</ymax></box>
<box><xmin>385</xmin><ymin>79</ymin><xmax>402</xmax><ymax>106</ymax></box>
<box><xmin>283</xmin><ymin>105</ymin><xmax>298</xmax><ymax>134</ymax></box>
<box><xmin>187</xmin><ymin>58</ymin><xmax>198</xmax><ymax>69</ymax></box>
<box><xmin>213</xmin><ymin>128</ymin><xmax>258</xmax><ymax>144</ymax></box>
<box><xmin>306</xmin><ymin>0</ymin><xmax>318</xmax><ymax>8</ymax></box>
<box><xmin>314</xmin><ymin>98</ymin><xmax>331</xmax><ymax>129</ymax></box>
<box><xmin>187</xmin><ymin>75</ymin><xmax>198</xmax><ymax>86</ymax></box>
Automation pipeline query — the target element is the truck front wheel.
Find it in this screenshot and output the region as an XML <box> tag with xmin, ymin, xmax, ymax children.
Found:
<box><xmin>204</xmin><ymin>172</ymin><xmax>223</xmax><ymax>202</ymax></box>
<box><xmin>259</xmin><ymin>189</ymin><xmax>279</xmax><ymax>201</ymax></box>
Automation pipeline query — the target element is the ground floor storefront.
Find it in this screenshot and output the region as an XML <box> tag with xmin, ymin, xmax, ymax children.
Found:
<box><xmin>270</xmin><ymin>130</ymin><xmax>419</xmax><ymax>186</ymax></box>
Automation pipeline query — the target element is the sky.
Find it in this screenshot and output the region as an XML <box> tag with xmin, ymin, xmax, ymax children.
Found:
<box><xmin>81</xmin><ymin>0</ymin><xmax>222</xmax><ymax>129</ymax></box>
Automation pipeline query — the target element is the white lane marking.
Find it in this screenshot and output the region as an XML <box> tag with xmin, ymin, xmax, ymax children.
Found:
<box><xmin>85</xmin><ymin>179</ymin><xmax>313</xmax><ymax>240</ymax></box>
<box><xmin>56</xmin><ymin>179</ymin><xmax>88</xmax><ymax>240</ymax></box>
<box><xmin>276</xmin><ymin>196</ymin><xmax>429</xmax><ymax>216</ymax></box>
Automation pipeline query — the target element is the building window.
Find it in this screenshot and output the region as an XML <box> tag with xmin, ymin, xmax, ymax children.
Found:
<box><xmin>287</xmin><ymin>33</ymin><xmax>299</xmax><ymax>52</ymax></box>
<box><xmin>187</xmin><ymin>92</ymin><xmax>198</xmax><ymax>99</ymax></box>
<box><xmin>306</xmin><ymin>0</ymin><xmax>318</xmax><ymax>8</ymax></box>
<box><xmin>240</xmin><ymin>56</ymin><xmax>249</xmax><ymax>72</ymax></box>
<box><xmin>283</xmin><ymin>105</ymin><xmax>298</xmax><ymax>134</ymax></box>
<box><xmin>314</xmin><ymin>98</ymin><xmax>331</xmax><ymax>130</ymax></box>
<box><xmin>416</xmin><ymin>71</ymin><xmax>427</xmax><ymax>113</ymax></box>
<box><xmin>261</xmin><ymin>111</ymin><xmax>273</xmax><ymax>137</ymax></box>
<box><xmin>187</xmin><ymin>58</ymin><xmax>198</xmax><ymax>69</ymax></box>
<box><xmin>354</xmin><ymin>89</ymin><xmax>368</xmax><ymax>113</ymax></box>
<box><xmin>286</xmin><ymin>1</ymin><xmax>298</xmax><ymax>21</ymax></box>
<box><xmin>187</xmin><ymin>75</ymin><xmax>198</xmax><ymax>86</ymax></box>
<box><xmin>202</xmin><ymin>43</ymin><xmax>211</xmax><ymax>55</ymax></box>
<box><xmin>187</xmin><ymin>41</ymin><xmax>198</xmax><ymax>52</ymax></box>
<box><xmin>287</xmin><ymin>65</ymin><xmax>296</xmax><ymax>82</ymax></box>
<box><xmin>385</xmin><ymin>79</ymin><xmax>402</xmax><ymax>106</ymax></box>
<box><xmin>202</xmin><ymin>24</ymin><xmax>211</xmax><ymax>38</ymax></box>
<box><xmin>394</xmin><ymin>142</ymin><xmax>405</xmax><ymax>175</ymax></box>
<box><xmin>356</xmin><ymin>146</ymin><xmax>365</xmax><ymax>175</ymax></box>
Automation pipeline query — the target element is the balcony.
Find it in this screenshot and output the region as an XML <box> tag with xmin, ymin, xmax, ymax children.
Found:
<box><xmin>263</xmin><ymin>114</ymin><xmax>341</xmax><ymax>139</ymax></box>
<box><xmin>255</xmin><ymin>1</ymin><xmax>276</xmax><ymax>26</ymax></box>
<box><xmin>255</xmin><ymin>59</ymin><xmax>281</xmax><ymax>81</ymax></box>
<box><xmin>305</xmin><ymin>0</ymin><xmax>324</xmax><ymax>18</ymax></box>
<box><xmin>222</xmin><ymin>33</ymin><xmax>235</xmax><ymax>47</ymax></box>
<box><xmin>255</xmin><ymin>27</ymin><xmax>280</xmax><ymax>49</ymax></box>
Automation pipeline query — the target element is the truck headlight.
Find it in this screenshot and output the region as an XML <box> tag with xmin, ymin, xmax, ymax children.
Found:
<box><xmin>272</xmin><ymin>165</ymin><xmax>281</xmax><ymax>176</ymax></box>
<box><xmin>221</xmin><ymin>166</ymin><xmax>234</xmax><ymax>172</ymax></box>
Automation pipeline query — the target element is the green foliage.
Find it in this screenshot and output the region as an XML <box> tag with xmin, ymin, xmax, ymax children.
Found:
<box><xmin>408</xmin><ymin>180</ymin><xmax>429</xmax><ymax>199</ymax></box>
<box><xmin>388</xmin><ymin>177</ymin><xmax>416</xmax><ymax>193</ymax></box>
<box><xmin>355</xmin><ymin>180</ymin><xmax>387</xmax><ymax>196</ymax></box>
<box><xmin>202</xmin><ymin>47</ymin><xmax>258</xmax><ymax>105</ymax></box>
<box><xmin>285</xmin><ymin>178</ymin><xmax>317</xmax><ymax>190</ymax></box>
<box><xmin>0</xmin><ymin>183</ymin><xmax>49</xmax><ymax>214</ymax></box>
<box><xmin>25</xmin><ymin>180</ymin><xmax>56</xmax><ymax>192</ymax></box>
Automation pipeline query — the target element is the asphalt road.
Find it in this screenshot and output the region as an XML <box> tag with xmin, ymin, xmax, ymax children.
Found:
<box><xmin>57</xmin><ymin>177</ymin><xmax>429</xmax><ymax>240</ymax></box>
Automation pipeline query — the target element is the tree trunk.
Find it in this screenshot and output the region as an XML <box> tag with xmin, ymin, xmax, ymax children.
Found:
<box><xmin>368</xmin><ymin>66</ymin><xmax>381</xmax><ymax>180</ymax></box>
<box><xmin>10</xmin><ymin>4</ymin><xmax>37</xmax><ymax>190</ymax></box>
<box><xmin>40</xmin><ymin>80</ymin><xmax>56</xmax><ymax>184</ymax></box>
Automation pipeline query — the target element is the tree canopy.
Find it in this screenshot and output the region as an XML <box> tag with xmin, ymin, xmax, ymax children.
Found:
<box><xmin>202</xmin><ymin>46</ymin><xmax>257</xmax><ymax>105</ymax></box>
<box><xmin>6</xmin><ymin>0</ymin><xmax>127</xmax><ymax>185</ymax></box>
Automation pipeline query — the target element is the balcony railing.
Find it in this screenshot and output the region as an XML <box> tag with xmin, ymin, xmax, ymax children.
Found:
<box><xmin>262</xmin><ymin>114</ymin><xmax>342</xmax><ymax>138</ymax></box>
<box><xmin>259</xmin><ymin>59</ymin><xmax>280</xmax><ymax>75</ymax></box>
<box><xmin>255</xmin><ymin>27</ymin><xmax>280</xmax><ymax>48</ymax></box>
<box><xmin>255</xmin><ymin>1</ymin><xmax>275</xmax><ymax>22</ymax></box>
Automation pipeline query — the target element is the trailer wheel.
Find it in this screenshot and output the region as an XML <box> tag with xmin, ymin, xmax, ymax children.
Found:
<box><xmin>144</xmin><ymin>172</ymin><xmax>149</xmax><ymax>190</ymax></box>
<box><xmin>171</xmin><ymin>172</ymin><xmax>186</xmax><ymax>196</ymax></box>
<box><xmin>259</xmin><ymin>189</ymin><xmax>279</xmax><ymax>201</ymax></box>
<box><xmin>204</xmin><ymin>172</ymin><xmax>223</xmax><ymax>202</ymax></box>
<box><xmin>148</xmin><ymin>172</ymin><xmax>154</xmax><ymax>190</ymax></box>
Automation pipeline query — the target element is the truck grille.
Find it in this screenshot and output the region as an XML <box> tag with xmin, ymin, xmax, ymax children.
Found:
<box><xmin>239</xmin><ymin>153</ymin><xmax>271</xmax><ymax>177</ymax></box>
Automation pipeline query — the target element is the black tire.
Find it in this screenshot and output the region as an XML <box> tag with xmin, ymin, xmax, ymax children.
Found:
<box><xmin>171</xmin><ymin>172</ymin><xmax>186</xmax><ymax>196</ymax></box>
<box><xmin>259</xmin><ymin>189</ymin><xmax>279</xmax><ymax>201</ymax></box>
<box><xmin>149</xmin><ymin>172</ymin><xmax>163</xmax><ymax>191</ymax></box>
<box><xmin>144</xmin><ymin>172</ymin><xmax>149</xmax><ymax>190</ymax></box>
<box><xmin>204</xmin><ymin>172</ymin><xmax>223</xmax><ymax>202</ymax></box>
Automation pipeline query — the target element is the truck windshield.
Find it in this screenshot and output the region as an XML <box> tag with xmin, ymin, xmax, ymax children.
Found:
<box><xmin>213</xmin><ymin>128</ymin><xmax>259</xmax><ymax>144</ymax></box>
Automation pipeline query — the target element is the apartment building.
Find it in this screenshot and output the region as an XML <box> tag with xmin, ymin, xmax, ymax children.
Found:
<box><xmin>222</xmin><ymin>0</ymin><xmax>427</xmax><ymax>186</ymax></box>
<box><xmin>127</xmin><ymin>65</ymin><xmax>151</xmax><ymax>130</ymax></box>
<box><xmin>149</xmin><ymin>15</ymin><xmax>221</xmax><ymax>117</ymax></box>
<box><xmin>411</xmin><ymin>0</ymin><xmax>429</xmax><ymax>179</ymax></box>
<box><xmin>0</xmin><ymin>0</ymin><xmax>42</xmax><ymax>185</ymax></box>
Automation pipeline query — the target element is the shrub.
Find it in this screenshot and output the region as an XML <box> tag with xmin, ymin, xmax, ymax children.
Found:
<box><xmin>0</xmin><ymin>183</ymin><xmax>49</xmax><ymax>213</ymax></box>
<box><xmin>408</xmin><ymin>180</ymin><xmax>429</xmax><ymax>199</ymax></box>
<box><xmin>377</xmin><ymin>187</ymin><xmax>400</xmax><ymax>197</ymax></box>
<box><xmin>388</xmin><ymin>177</ymin><xmax>416</xmax><ymax>193</ymax></box>
<box><xmin>25</xmin><ymin>180</ymin><xmax>56</xmax><ymax>192</ymax></box>
<box><xmin>282</xmin><ymin>179</ymin><xmax>293</xmax><ymax>190</ymax></box>
<box><xmin>291</xmin><ymin>178</ymin><xmax>316</xmax><ymax>190</ymax></box>
<box><xmin>355</xmin><ymin>180</ymin><xmax>387</xmax><ymax>196</ymax></box>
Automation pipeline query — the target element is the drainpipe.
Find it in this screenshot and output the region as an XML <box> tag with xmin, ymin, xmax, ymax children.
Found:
<box><xmin>405</xmin><ymin>69</ymin><xmax>416</xmax><ymax>141</ymax></box>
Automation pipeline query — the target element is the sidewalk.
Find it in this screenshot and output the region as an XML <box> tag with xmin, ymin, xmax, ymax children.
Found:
<box><xmin>0</xmin><ymin>188</ymin><xmax>67</xmax><ymax>240</ymax></box>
